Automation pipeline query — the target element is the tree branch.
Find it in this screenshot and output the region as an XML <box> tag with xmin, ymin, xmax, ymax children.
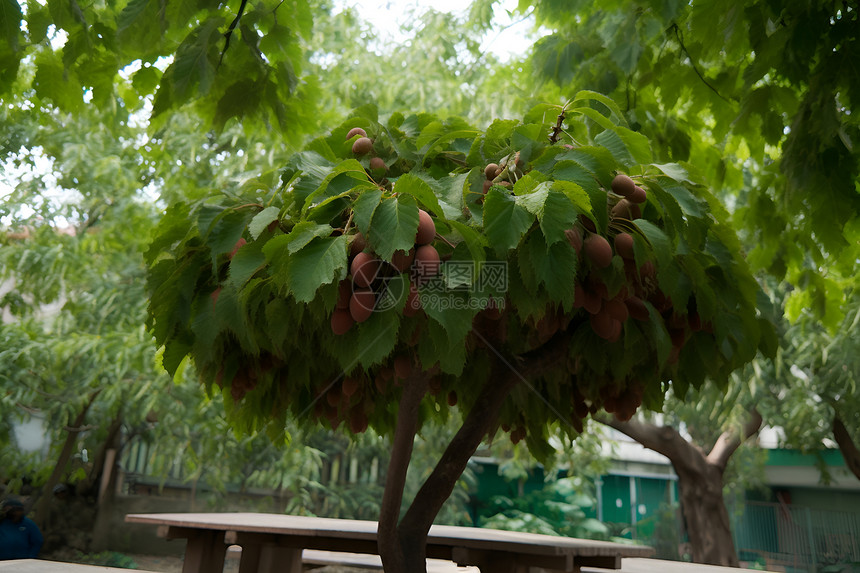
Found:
<box><xmin>833</xmin><ymin>415</ymin><xmax>860</xmax><ymax>481</ymax></box>
<box><xmin>706</xmin><ymin>408</ymin><xmax>762</xmax><ymax>470</ymax></box>
<box><xmin>671</xmin><ymin>24</ymin><xmax>734</xmax><ymax>104</ymax></box>
<box><xmin>397</xmin><ymin>332</ymin><xmax>572</xmax><ymax>548</ymax></box>
<box><xmin>219</xmin><ymin>0</ymin><xmax>250</xmax><ymax>68</ymax></box>
<box><xmin>599</xmin><ymin>415</ymin><xmax>695</xmax><ymax>462</ymax></box>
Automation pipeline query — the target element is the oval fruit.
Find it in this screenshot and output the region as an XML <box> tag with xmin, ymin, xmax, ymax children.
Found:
<box><xmin>414</xmin><ymin>244</ymin><xmax>440</xmax><ymax>277</ymax></box>
<box><xmin>342</xmin><ymin>376</ymin><xmax>360</xmax><ymax>397</ymax></box>
<box><xmin>584</xmin><ymin>290</ymin><xmax>602</xmax><ymax>315</ymax></box>
<box><xmin>605</xmin><ymin>298</ymin><xmax>629</xmax><ymax>322</ymax></box>
<box><xmin>331</xmin><ymin>309</ymin><xmax>354</xmax><ymax>335</ymax></box>
<box><xmin>611</xmin><ymin>174</ymin><xmax>636</xmax><ymax>197</ymax></box>
<box><xmin>611</xmin><ymin>199</ymin><xmax>633</xmax><ymax>219</ymax></box>
<box><xmin>578</xmin><ymin>214</ymin><xmax>596</xmax><ymax>233</ymax></box>
<box><xmin>629</xmin><ymin>185</ymin><xmax>647</xmax><ymax>204</ymax></box>
<box><xmin>573</xmin><ymin>282</ymin><xmax>586</xmax><ymax>309</ymax></box>
<box><xmin>614</xmin><ymin>232</ymin><xmax>635</xmax><ymax>260</ymax></box>
<box><xmin>415</xmin><ymin>209</ymin><xmax>436</xmax><ymax>245</ymax></box>
<box><xmin>390</xmin><ymin>248</ymin><xmax>415</xmax><ymax>272</ymax></box>
<box><xmin>349</xmin><ymin>289</ymin><xmax>376</xmax><ymax>322</ymax></box>
<box><xmin>482</xmin><ymin>179</ymin><xmax>493</xmax><ymax>194</ymax></box>
<box><xmin>564</xmin><ymin>227</ymin><xmax>583</xmax><ymax>254</ymax></box>
<box><xmin>394</xmin><ymin>355</ymin><xmax>412</xmax><ymax>380</ymax></box>
<box><xmin>352</xmin><ymin>137</ymin><xmax>373</xmax><ymax>155</ymax></box>
<box><xmin>336</xmin><ymin>279</ymin><xmax>352</xmax><ymax>309</ymax></box>
<box><xmin>369</xmin><ymin>157</ymin><xmax>387</xmax><ymax>171</ymax></box>
<box><xmin>346</xmin><ymin>127</ymin><xmax>367</xmax><ymax>140</ymax></box>
<box><xmin>625</xmin><ymin>296</ymin><xmax>650</xmax><ymax>321</ymax></box>
<box><xmin>484</xmin><ymin>163</ymin><xmax>499</xmax><ymax>180</ymax></box>
<box><xmin>590</xmin><ymin>311</ymin><xmax>615</xmax><ymax>340</ymax></box>
<box><xmin>447</xmin><ymin>390</ymin><xmax>458</xmax><ymax>406</ymax></box>
<box><xmin>351</xmin><ymin>252</ymin><xmax>380</xmax><ymax>288</ymax></box>
<box><xmin>584</xmin><ymin>234</ymin><xmax>613</xmax><ymax>268</ymax></box>
<box><xmin>349</xmin><ymin>232</ymin><xmax>367</xmax><ymax>257</ymax></box>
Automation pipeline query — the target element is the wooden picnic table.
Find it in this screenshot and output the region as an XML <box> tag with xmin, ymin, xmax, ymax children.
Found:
<box><xmin>124</xmin><ymin>512</ymin><xmax>654</xmax><ymax>573</ymax></box>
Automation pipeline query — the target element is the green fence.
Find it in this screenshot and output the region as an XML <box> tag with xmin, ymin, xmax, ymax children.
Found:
<box><xmin>734</xmin><ymin>501</ymin><xmax>860</xmax><ymax>573</ymax></box>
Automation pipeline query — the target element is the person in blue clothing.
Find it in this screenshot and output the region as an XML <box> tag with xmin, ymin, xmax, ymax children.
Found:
<box><xmin>0</xmin><ymin>498</ymin><xmax>43</xmax><ymax>560</ymax></box>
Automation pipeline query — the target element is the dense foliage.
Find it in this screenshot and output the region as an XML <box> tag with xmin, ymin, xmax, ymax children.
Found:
<box><xmin>146</xmin><ymin>93</ymin><xmax>773</xmax><ymax>459</ymax></box>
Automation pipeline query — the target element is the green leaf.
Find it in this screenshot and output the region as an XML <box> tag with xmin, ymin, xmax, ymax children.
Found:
<box><xmin>516</xmin><ymin>184</ymin><xmax>579</xmax><ymax>246</ymax></box>
<box><xmin>283</xmin><ymin>222</ymin><xmax>333</xmax><ymax>254</ymax></box>
<box><xmin>33</xmin><ymin>51</ymin><xmax>83</xmax><ymax>112</ymax></box>
<box><xmin>228</xmin><ymin>238</ymin><xmax>266</xmax><ymax>287</ymax></box>
<box><xmin>1</xmin><ymin>0</ymin><xmax>23</xmax><ymax>50</ymax></box>
<box><xmin>301</xmin><ymin>159</ymin><xmax>369</xmax><ymax>214</ymax></box>
<box><xmin>394</xmin><ymin>173</ymin><xmax>444</xmax><ymax>216</ymax></box>
<box><xmin>351</xmin><ymin>189</ymin><xmax>383</xmax><ymax>235</ymax></box>
<box><xmin>634</xmin><ymin>219</ymin><xmax>673</xmax><ymax>268</ymax></box>
<box><xmin>285</xmin><ymin>235</ymin><xmax>349</xmax><ymax>303</ymax></box>
<box><xmin>447</xmin><ymin>220</ymin><xmax>488</xmax><ymax>267</ymax></box>
<box><xmin>367</xmin><ymin>194</ymin><xmax>419</xmax><ymax>261</ymax></box>
<box><xmin>249</xmin><ymin>206</ymin><xmax>280</xmax><ymax>239</ymax></box>
<box><xmin>483</xmin><ymin>188</ymin><xmax>535</xmax><ymax>253</ymax></box>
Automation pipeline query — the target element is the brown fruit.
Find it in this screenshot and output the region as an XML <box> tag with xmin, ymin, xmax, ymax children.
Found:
<box><xmin>484</xmin><ymin>163</ymin><xmax>500</xmax><ymax>180</ymax></box>
<box><xmin>349</xmin><ymin>232</ymin><xmax>367</xmax><ymax>257</ymax></box>
<box><xmin>629</xmin><ymin>185</ymin><xmax>647</xmax><ymax>204</ymax></box>
<box><xmin>346</xmin><ymin>127</ymin><xmax>367</xmax><ymax>140</ymax></box>
<box><xmin>394</xmin><ymin>355</ymin><xmax>412</xmax><ymax>380</ymax></box>
<box><xmin>607</xmin><ymin>319</ymin><xmax>623</xmax><ymax>342</ymax></box>
<box><xmin>349</xmin><ymin>409</ymin><xmax>368</xmax><ymax>433</ymax></box>
<box><xmin>349</xmin><ymin>289</ymin><xmax>376</xmax><ymax>322</ymax></box>
<box><xmin>611</xmin><ymin>174</ymin><xmax>636</xmax><ymax>197</ymax></box>
<box><xmin>639</xmin><ymin>260</ymin><xmax>656</xmax><ymax>280</ymax></box>
<box><xmin>614</xmin><ymin>233</ymin><xmax>635</xmax><ymax>260</ymax></box>
<box><xmin>342</xmin><ymin>376</ymin><xmax>360</xmax><ymax>397</ymax></box>
<box><xmin>590</xmin><ymin>311</ymin><xmax>615</xmax><ymax>340</ymax></box>
<box><xmin>336</xmin><ymin>280</ymin><xmax>352</xmax><ymax>309</ymax></box>
<box><xmin>578</xmin><ymin>214</ymin><xmax>597</xmax><ymax>233</ymax></box>
<box><xmin>390</xmin><ymin>248</ymin><xmax>415</xmax><ymax>272</ymax></box>
<box><xmin>564</xmin><ymin>227</ymin><xmax>583</xmax><ymax>254</ymax></box>
<box><xmin>611</xmin><ymin>199</ymin><xmax>633</xmax><ymax>219</ymax></box>
<box><xmin>326</xmin><ymin>388</ymin><xmax>341</xmax><ymax>407</ymax></box>
<box><xmin>447</xmin><ymin>390</ymin><xmax>458</xmax><ymax>407</ymax></box>
<box><xmin>414</xmin><ymin>244</ymin><xmax>440</xmax><ymax>277</ymax></box>
<box><xmin>369</xmin><ymin>157</ymin><xmax>387</xmax><ymax>171</ymax></box>
<box><xmin>584</xmin><ymin>290</ymin><xmax>602</xmax><ymax>315</ymax></box>
<box><xmin>482</xmin><ymin>179</ymin><xmax>493</xmax><ymax>194</ymax></box>
<box><xmin>331</xmin><ymin>308</ymin><xmax>354</xmax><ymax>335</ymax></box>
<box><xmin>352</xmin><ymin>137</ymin><xmax>373</xmax><ymax>155</ymax></box>
<box><xmin>584</xmin><ymin>234</ymin><xmax>613</xmax><ymax>268</ymax></box>
<box><xmin>625</xmin><ymin>296</ymin><xmax>650</xmax><ymax>321</ymax></box>
<box><xmin>415</xmin><ymin>209</ymin><xmax>436</xmax><ymax>245</ymax></box>
<box><xmin>351</xmin><ymin>252</ymin><xmax>380</xmax><ymax>288</ymax></box>
<box><xmin>605</xmin><ymin>298</ymin><xmax>629</xmax><ymax>323</ymax></box>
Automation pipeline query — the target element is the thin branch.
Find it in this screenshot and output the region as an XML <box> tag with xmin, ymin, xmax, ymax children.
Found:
<box><xmin>219</xmin><ymin>0</ymin><xmax>250</xmax><ymax>68</ymax></box>
<box><xmin>833</xmin><ymin>415</ymin><xmax>860</xmax><ymax>481</ymax></box>
<box><xmin>671</xmin><ymin>24</ymin><xmax>734</xmax><ymax>104</ymax></box>
<box><xmin>706</xmin><ymin>408</ymin><xmax>763</xmax><ymax>470</ymax></box>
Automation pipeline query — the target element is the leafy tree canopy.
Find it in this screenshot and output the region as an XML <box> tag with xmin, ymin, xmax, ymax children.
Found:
<box><xmin>484</xmin><ymin>0</ymin><xmax>860</xmax><ymax>326</ymax></box>
<box><xmin>146</xmin><ymin>93</ymin><xmax>774</xmax><ymax>456</ymax></box>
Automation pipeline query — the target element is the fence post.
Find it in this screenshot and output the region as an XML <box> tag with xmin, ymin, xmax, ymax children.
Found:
<box><xmin>805</xmin><ymin>507</ymin><xmax>817</xmax><ymax>573</ymax></box>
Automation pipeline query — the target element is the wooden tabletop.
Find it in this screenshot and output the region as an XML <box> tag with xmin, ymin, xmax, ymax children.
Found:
<box><xmin>125</xmin><ymin>512</ymin><xmax>655</xmax><ymax>561</ymax></box>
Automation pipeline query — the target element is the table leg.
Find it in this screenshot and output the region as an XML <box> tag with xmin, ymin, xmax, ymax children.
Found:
<box><xmin>257</xmin><ymin>545</ymin><xmax>302</xmax><ymax>573</ymax></box>
<box><xmin>181</xmin><ymin>530</ymin><xmax>227</xmax><ymax>573</ymax></box>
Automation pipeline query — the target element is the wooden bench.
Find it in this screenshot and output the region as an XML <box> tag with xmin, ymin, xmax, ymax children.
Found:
<box><xmin>0</xmin><ymin>559</ymin><xmax>160</xmax><ymax>572</ymax></box>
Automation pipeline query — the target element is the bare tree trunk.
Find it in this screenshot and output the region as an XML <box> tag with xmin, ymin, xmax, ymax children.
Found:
<box><xmin>833</xmin><ymin>415</ymin><xmax>860</xmax><ymax>481</ymax></box>
<box><xmin>376</xmin><ymin>333</ymin><xmax>570</xmax><ymax>573</ymax></box>
<box><xmin>601</xmin><ymin>409</ymin><xmax>762</xmax><ymax>567</ymax></box>
<box><xmin>32</xmin><ymin>391</ymin><xmax>101</xmax><ymax>528</ymax></box>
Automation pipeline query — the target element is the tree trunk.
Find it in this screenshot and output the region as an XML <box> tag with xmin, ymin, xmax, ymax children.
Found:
<box><xmin>833</xmin><ymin>415</ymin><xmax>860</xmax><ymax>481</ymax></box>
<box><xmin>601</xmin><ymin>410</ymin><xmax>761</xmax><ymax>567</ymax></box>
<box><xmin>674</xmin><ymin>455</ymin><xmax>739</xmax><ymax>565</ymax></box>
<box><xmin>376</xmin><ymin>333</ymin><xmax>571</xmax><ymax>573</ymax></box>
<box><xmin>32</xmin><ymin>391</ymin><xmax>100</xmax><ymax>529</ymax></box>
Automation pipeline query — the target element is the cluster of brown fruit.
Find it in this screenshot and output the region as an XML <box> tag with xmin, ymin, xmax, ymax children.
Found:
<box><xmin>311</xmin><ymin>355</ymin><xmax>454</xmax><ymax>433</ymax></box>
<box><xmin>329</xmin><ymin>207</ymin><xmax>441</xmax><ymax>335</ymax></box>
<box><xmin>347</xmin><ymin>127</ymin><xmax>388</xmax><ymax>174</ymax></box>
<box><xmin>480</xmin><ymin>152</ymin><xmax>524</xmax><ymax>195</ymax></box>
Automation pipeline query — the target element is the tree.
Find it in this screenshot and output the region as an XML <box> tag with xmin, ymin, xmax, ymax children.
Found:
<box><xmin>494</xmin><ymin>0</ymin><xmax>860</xmax><ymax>324</ymax></box>
<box><xmin>145</xmin><ymin>96</ymin><xmax>771</xmax><ymax>572</ymax></box>
<box><xmin>599</xmin><ymin>379</ymin><xmax>766</xmax><ymax>565</ymax></box>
